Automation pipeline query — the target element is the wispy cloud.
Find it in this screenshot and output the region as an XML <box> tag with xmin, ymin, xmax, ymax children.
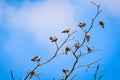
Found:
<box><xmin>3</xmin><ymin>0</ymin><xmax>119</xmax><ymax>44</ymax></box>
<box><xmin>2</xmin><ymin>0</ymin><xmax>119</xmax><ymax>62</ymax></box>
<box><xmin>5</xmin><ymin>0</ymin><xmax>75</xmax><ymax>43</ymax></box>
<box><xmin>2</xmin><ymin>0</ymin><xmax>76</xmax><ymax>62</ymax></box>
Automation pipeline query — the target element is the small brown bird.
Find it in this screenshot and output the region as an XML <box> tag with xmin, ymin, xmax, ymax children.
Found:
<box><xmin>78</xmin><ymin>22</ymin><xmax>86</xmax><ymax>28</ymax></box>
<box><xmin>31</xmin><ymin>56</ymin><xmax>41</xmax><ymax>62</ymax></box>
<box><xmin>86</xmin><ymin>46</ymin><xmax>92</xmax><ymax>52</ymax></box>
<box><xmin>99</xmin><ymin>20</ymin><xmax>104</xmax><ymax>29</ymax></box>
<box><xmin>61</xmin><ymin>28</ymin><xmax>70</xmax><ymax>33</ymax></box>
<box><xmin>52</xmin><ymin>36</ymin><xmax>58</xmax><ymax>42</ymax></box>
<box><xmin>74</xmin><ymin>42</ymin><xmax>80</xmax><ymax>49</ymax></box>
<box><xmin>65</xmin><ymin>46</ymin><xmax>70</xmax><ymax>55</ymax></box>
<box><xmin>49</xmin><ymin>36</ymin><xmax>58</xmax><ymax>42</ymax></box>
<box><xmin>62</xmin><ymin>68</ymin><xmax>69</xmax><ymax>74</ymax></box>
<box><xmin>86</xmin><ymin>33</ymin><xmax>90</xmax><ymax>42</ymax></box>
<box><xmin>30</xmin><ymin>70</ymin><xmax>35</xmax><ymax>79</ymax></box>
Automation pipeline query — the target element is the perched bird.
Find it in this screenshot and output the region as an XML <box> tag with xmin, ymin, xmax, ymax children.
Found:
<box><xmin>49</xmin><ymin>36</ymin><xmax>58</xmax><ymax>42</ymax></box>
<box><xmin>31</xmin><ymin>56</ymin><xmax>41</xmax><ymax>62</ymax></box>
<box><xmin>86</xmin><ymin>33</ymin><xmax>90</xmax><ymax>42</ymax></box>
<box><xmin>78</xmin><ymin>22</ymin><xmax>86</xmax><ymax>28</ymax></box>
<box><xmin>74</xmin><ymin>42</ymin><xmax>80</xmax><ymax>49</ymax></box>
<box><xmin>65</xmin><ymin>46</ymin><xmax>70</xmax><ymax>55</ymax></box>
<box><xmin>30</xmin><ymin>70</ymin><xmax>35</xmax><ymax>79</ymax></box>
<box><xmin>99</xmin><ymin>20</ymin><xmax>104</xmax><ymax>29</ymax></box>
<box><xmin>86</xmin><ymin>46</ymin><xmax>92</xmax><ymax>52</ymax></box>
<box><xmin>61</xmin><ymin>28</ymin><xmax>70</xmax><ymax>33</ymax></box>
<box><xmin>62</xmin><ymin>68</ymin><xmax>69</xmax><ymax>74</ymax></box>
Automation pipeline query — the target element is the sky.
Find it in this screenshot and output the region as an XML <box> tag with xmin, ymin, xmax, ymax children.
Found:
<box><xmin>0</xmin><ymin>0</ymin><xmax>120</xmax><ymax>80</ymax></box>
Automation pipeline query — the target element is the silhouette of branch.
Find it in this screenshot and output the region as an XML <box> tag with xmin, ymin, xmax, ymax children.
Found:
<box><xmin>70</xmin><ymin>74</ymin><xmax>78</xmax><ymax>80</ymax></box>
<box><xmin>94</xmin><ymin>64</ymin><xmax>103</xmax><ymax>80</ymax></box>
<box><xmin>94</xmin><ymin>63</ymin><xmax>105</xmax><ymax>80</ymax></box>
<box><xmin>76</xmin><ymin>59</ymin><xmax>101</xmax><ymax>72</ymax></box>
<box><xmin>10</xmin><ymin>70</ymin><xmax>15</xmax><ymax>80</ymax></box>
<box><xmin>98</xmin><ymin>73</ymin><xmax>106</xmax><ymax>80</ymax></box>
<box><xmin>94</xmin><ymin>64</ymin><xmax>99</xmax><ymax>80</ymax></box>
<box><xmin>36</xmin><ymin>75</ymin><xmax>40</xmax><ymax>80</ymax></box>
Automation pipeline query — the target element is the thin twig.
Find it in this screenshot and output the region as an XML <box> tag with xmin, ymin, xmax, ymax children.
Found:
<box><xmin>78</xmin><ymin>48</ymin><xmax>98</xmax><ymax>58</ymax></box>
<box><xmin>36</xmin><ymin>75</ymin><xmax>40</xmax><ymax>80</ymax></box>
<box><xmin>76</xmin><ymin>59</ymin><xmax>101</xmax><ymax>72</ymax></box>
<box><xmin>76</xmin><ymin>59</ymin><xmax>101</xmax><ymax>68</ymax></box>
<box><xmin>98</xmin><ymin>73</ymin><xmax>106</xmax><ymax>80</ymax></box>
<box><xmin>94</xmin><ymin>64</ymin><xmax>105</xmax><ymax>80</ymax></box>
<box><xmin>55</xmin><ymin>41</ymin><xmax>59</xmax><ymax>49</ymax></box>
<box><xmin>94</xmin><ymin>64</ymin><xmax>100</xmax><ymax>80</ymax></box>
<box><xmin>10</xmin><ymin>70</ymin><xmax>15</xmax><ymax>80</ymax></box>
<box><xmin>91</xmin><ymin>1</ymin><xmax>99</xmax><ymax>7</ymax></box>
<box><xmin>70</xmin><ymin>74</ymin><xmax>78</xmax><ymax>80</ymax></box>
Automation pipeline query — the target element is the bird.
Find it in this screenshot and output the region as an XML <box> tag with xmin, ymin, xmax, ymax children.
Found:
<box><xmin>61</xmin><ymin>28</ymin><xmax>70</xmax><ymax>33</ymax></box>
<box><xmin>86</xmin><ymin>46</ymin><xmax>92</xmax><ymax>52</ymax></box>
<box><xmin>62</xmin><ymin>68</ymin><xmax>69</xmax><ymax>74</ymax></box>
<box><xmin>99</xmin><ymin>20</ymin><xmax>104</xmax><ymax>29</ymax></box>
<box><xmin>31</xmin><ymin>56</ymin><xmax>41</xmax><ymax>62</ymax></box>
<box><xmin>74</xmin><ymin>42</ymin><xmax>80</xmax><ymax>49</ymax></box>
<box><xmin>78</xmin><ymin>22</ymin><xmax>86</xmax><ymax>28</ymax></box>
<box><xmin>49</xmin><ymin>36</ymin><xmax>58</xmax><ymax>42</ymax></box>
<box><xmin>65</xmin><ymin>46</ymin><xmax>70</xmax><ymax>55</ymax></box>
<box><xmin>86</xmin><ymin>33</ymin><xmax>90</xmax><ymax>42</ymax></box>
<box><xmin>30</xmin><ymin>70</ymin><xmax>35</xmax><ymax>79</ymax></box>
<box><xmin>52</xmin><ymin>36</ymin><xmax>58</xmax><ymax>42</ymax></box>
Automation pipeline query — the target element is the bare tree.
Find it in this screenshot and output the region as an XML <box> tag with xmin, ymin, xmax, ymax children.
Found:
<box><xmin>11</xmin><ymin>1</ymin><xmax>105</xmax><ymax>80</ymax></box>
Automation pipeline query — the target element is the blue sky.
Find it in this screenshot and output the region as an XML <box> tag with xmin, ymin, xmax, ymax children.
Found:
<box><xmin>0</xmin><ymin>0</ymin><xmax>120</xmax><ymax>80</ymax></box>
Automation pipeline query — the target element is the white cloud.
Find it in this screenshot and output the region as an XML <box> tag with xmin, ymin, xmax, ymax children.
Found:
<box><xmin>5</xmin><ymin>0</ymin><xmax>120</xmax><ymax>44</ymax></box>
<box><xmin>3</xmin><ymin>0</ymin><xmax>118</xmax><ymax>60</ymax></box>
<box><xmin>5</xmin><ymin>0</ymin><xmax>75</xmax><ymax>43</ymax></box>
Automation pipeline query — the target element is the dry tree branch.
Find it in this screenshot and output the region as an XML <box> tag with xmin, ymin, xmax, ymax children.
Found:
<box><xmin>70</xmin><ymin>74</ymin><xmax>78</xmax><ymax>80</ymax></box>
<box><xmin>64</xmin><ymin>2</ymin><xmax>102</xmax><ymax>80</ymax></box>
<box><xmin>24</xmin><ymin>30</ymin><xmax>77</xmax><ymax>80</ymax></box>
<box><xmin>98</xmin><ymin>73</ymin><xmax>106</xmax><ymax>80</ymax></box>
<box><xmin>64</xmin><ymin>49</ymin><xmax>78</xmax><ymax>80</ymax></box>
<box><xmin>94</xmin><ymin>64</ymin><xmax>100</xmax><ymax>80</ymax></box>
<box><xmin>94</xmin><ymin>64</ymin><xmax>105</xmax><ymax>80</ymax></box>
<box><xmin>55</xmin><ymin>41</ymin><xmax>59</xmax><ymax>49</ymax></box>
